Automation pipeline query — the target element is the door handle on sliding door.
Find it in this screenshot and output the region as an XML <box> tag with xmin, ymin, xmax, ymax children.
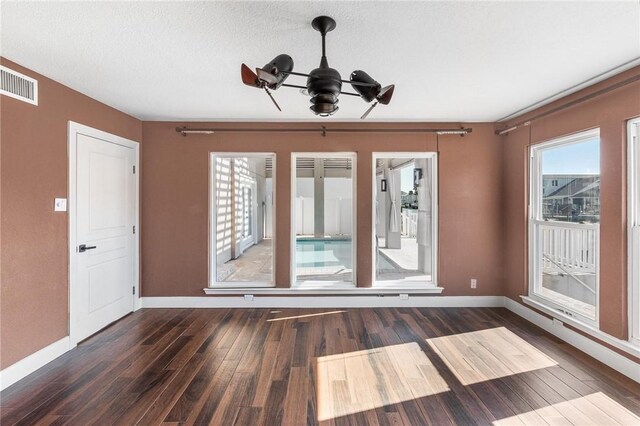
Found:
<box><xmin>78</xmin><ymin>244</ymin><xmax>97</xmax><ymax>253</ymax></box>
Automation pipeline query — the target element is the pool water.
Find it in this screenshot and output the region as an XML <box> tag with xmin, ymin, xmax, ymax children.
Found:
<box><xmin>295</xmin><ymin>239</ymin><xmax>352</xmax><ymax>268</ymax></box>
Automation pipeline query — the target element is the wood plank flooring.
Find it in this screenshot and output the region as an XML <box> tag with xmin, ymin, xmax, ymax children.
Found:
<box><xmin>1</xmin><ymin>307</ymin><xmax>640</xmax><ymax>425</ymax></box>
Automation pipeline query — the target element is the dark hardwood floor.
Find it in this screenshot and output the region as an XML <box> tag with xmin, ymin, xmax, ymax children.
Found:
<box><xmin>1</xmin><ymin>307</ymin><xmax>639</xmax><ymax>425</ymax></box>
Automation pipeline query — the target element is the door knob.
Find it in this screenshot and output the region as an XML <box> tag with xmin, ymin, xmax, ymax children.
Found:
<box><xmin>79</xmin><ymin>244</ymin><xmax>97</xmax><ymax>253</ymax></box>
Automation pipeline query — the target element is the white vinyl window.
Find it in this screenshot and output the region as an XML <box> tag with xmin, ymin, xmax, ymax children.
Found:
<box><xmin>209</xmin><ymin>153</ymin><xmax>275</xmax><ymax>288</ymax></box>
<box><xmin>372</xmin><ymin>153</ymin><xmax>438</xmax><ymax>288</ymax></box>
<box><xmin>529</xmin><ymin>129</ymin><xmax>600</xmax><ymax>326</ymax></box>
<box><xmin>628</xmin><ymin>117</ymin><xmax>640</xmax><ymax>346</ymax></box>
<box><xmin>291</xmin><ymin>153</ymin><xmax>357</xmax><ymax>287</ymax></box>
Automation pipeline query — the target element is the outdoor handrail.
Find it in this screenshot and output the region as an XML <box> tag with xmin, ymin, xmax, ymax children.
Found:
<box><xmin>542</xmin><ymin>253</ymin><xmax>596</xmax><ymax>295</ymax></box>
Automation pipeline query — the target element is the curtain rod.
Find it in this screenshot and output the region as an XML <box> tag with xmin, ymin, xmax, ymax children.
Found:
<box><xmin>176</xmin><ymin>126</ymin><xmax>472</xmax><ymax>137</ymax></box>
<box><xmin>496</xmin><ymin>72</ymin><xmax>640</xmax><ymax>136</ymax></box>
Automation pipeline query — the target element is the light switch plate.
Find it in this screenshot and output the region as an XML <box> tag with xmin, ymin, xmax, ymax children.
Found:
<box><xmin>54</xmin><ymin>198</ymin><xmax>67</xmax><ymax>212</ymax></box>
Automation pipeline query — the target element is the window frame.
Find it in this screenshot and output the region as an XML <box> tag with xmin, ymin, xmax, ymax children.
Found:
<box><xmin>208</xmin><ymin>152</ymin><xmax>276</xmax><ymax>289</ymax></box>
<box><xmin>528</xmin><ymin>128</ymin><xmax>601</xmax><ymax>327</ymax></box>
<box><xmin>371</xmin><ymin>152</ymin><xmax>439</xmax><ymax>289</ymax></box>
<box><xmin>628</xmin><ymin>117</ymin><xmax>640</xmax><ymax>346</ymax></box>
<box><xmin>290</xmin><ymin>152</ymin><xmax>357</xmax><ymax>288</ymax></box>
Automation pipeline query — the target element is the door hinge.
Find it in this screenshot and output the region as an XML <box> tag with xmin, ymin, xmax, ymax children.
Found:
<box><xmin>133</xmin><ymin>165</ymin><xmax>136</xmax><ymax>174</ymax></box>
<box><xmin>133</xmin><ymin>286</ymin><xmax>136</xmax><ymax>295</ymax></box>
<box><xmin>133</xmin><ymin>225</ymin><xmax>136</xmax><ymax>234</ymax></box>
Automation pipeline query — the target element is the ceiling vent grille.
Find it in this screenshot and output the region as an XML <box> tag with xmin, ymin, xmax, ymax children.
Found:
<box><xmin>1</xmin><ymin>66</ymin><xmax>38</xmax><ymax>105</ymax></box>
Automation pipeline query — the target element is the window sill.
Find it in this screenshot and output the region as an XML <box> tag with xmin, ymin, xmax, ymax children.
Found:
<box><xmin>207</xmin><ymin>282</ymin><xmax>275</xmax><ymax>290</ymax></box>
<box><xmin>372</xmin><ymin>281</ymin><xmax>438</xmax><ymax>290</ymax></box>
<box><xmin>203</xmin><ymin>285</ymin><xmax>443</xmax><ymax>296</ymax></box>
<box><xmin>521</xmin><ymin>296</ymin><xmax>640</xmax><ymax>359</ymax></box>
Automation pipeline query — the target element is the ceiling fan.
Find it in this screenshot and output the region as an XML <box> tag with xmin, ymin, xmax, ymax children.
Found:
<box><xmin>241</xmin><ymin>16</ymin><xmax>395</xmax><ymax>119</ymax></box>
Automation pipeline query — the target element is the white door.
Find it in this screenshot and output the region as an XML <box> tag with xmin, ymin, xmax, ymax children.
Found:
<box><xmin>72</xmin><ymin>129</ymin><xmax>137</xmax><ymax>343</ymax></box>
<box><xmin>239</xmin><ymin>179</ymin><xmax>257</xmax><ymax>252</ymax></box>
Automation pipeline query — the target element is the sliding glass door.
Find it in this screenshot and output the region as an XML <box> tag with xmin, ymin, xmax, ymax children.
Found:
<box><xmin>529</xmin><ymin>129</ymin><xmax>600</xmax><ymax>325</ymax></box>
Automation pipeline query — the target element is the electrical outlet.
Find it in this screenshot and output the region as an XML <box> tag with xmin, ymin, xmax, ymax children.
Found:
<box><xmin>399</xmin><ymin>293</ymin><xmax>409</xmax><ymax>300</ymax></box>
<box><xmin>470</xmin><ymin>279</ymin><xmax>477</xmax><ymax>289</ymax></box>
<box><xmin>244</xmin><ymin>294</ymin><xmax>254</xmax><ymax>301</ymax></box>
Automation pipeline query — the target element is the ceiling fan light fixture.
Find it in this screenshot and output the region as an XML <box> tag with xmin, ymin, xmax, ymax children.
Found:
<box><xmin>310</xmin><ymin>102</ymin><xmax>339</xmax><ymax>116</ymax></box>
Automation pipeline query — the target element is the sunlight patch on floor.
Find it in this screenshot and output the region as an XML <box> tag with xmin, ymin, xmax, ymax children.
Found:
<box><xmin>493</xmin><ymin>392</ymin><xmax>640</xmax><ymax>425</ymax></box>
<box><xmin>427</xmin><ymin>327</ymin><xmax>557</xmax><ymax>386</ymax></box>
<box><xmin>315</xmin><ymin>342</ymin><xmax>449</xmax><ymax>421</ymax></box>
<box><xmin>267</xmin><ymin>310</ymin><xmax>346</xmax><ymax>322</ymax></box>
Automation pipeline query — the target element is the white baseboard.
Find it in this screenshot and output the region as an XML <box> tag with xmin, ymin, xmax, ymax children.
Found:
<box><xmin>0</xmin><ymin>336</ymin><xmax>72</xmax><ymax>391</ymax></box>
<box><xmin>504</xmin><ymin>297</ymin><xmax>640</xmax><ymax>383</ymax></box>
<box><xmin>140</xmin><ymin>295</ymin><xmax>505</xmax><ymax>309</ymax></box>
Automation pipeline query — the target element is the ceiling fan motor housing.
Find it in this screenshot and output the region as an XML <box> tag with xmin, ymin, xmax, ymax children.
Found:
<box><xmin>262</xmin><ymin>54</ymin><xmax>294</xmax><ymax>89</ymax></box>
<box><xmin>350</xmin><ymin>70</ymin><xmax>382</xmax><ymax>102</ymax></box>
<box><xmin>307</xmin><ymin>65</ymin><xmax>342</xmax><ymax>116</ymax></box>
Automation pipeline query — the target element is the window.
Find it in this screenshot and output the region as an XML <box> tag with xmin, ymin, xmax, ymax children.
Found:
<box><xmin>373</xmin><ymin>153</ymin><xmax>438</xmax><ymax>287</ymax></box>
<box><xmin>628</xmin><ymin>117</ymin><xmax>640</xmax><ymax>346</ymax></box>
<box><xmin>209</xmin><ymin>153</ymin><xmax>275</xmax><ymax>287</ymax></box>
<box><xmin>529</xmin><ymin>129</ymin><xmax>600</xmax><ymax>325</ymax></box>
<box><xmin>291</xmin><ymin>153</ymin><xmax>356</xmax><ymax>286</ymax></box>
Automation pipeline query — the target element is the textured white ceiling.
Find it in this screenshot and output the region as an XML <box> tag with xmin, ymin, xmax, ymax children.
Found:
<box><xmin>1</xmin><ymin>1</ymin><xmax>639</xmax><ymax>122</ymax></box>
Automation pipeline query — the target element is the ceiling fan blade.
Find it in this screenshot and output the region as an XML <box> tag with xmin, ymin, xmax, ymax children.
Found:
<box><xmin>377</xmin><ymin>85</ymin><xmax>395</xmax><ymax>105</ymax></box>
<box><xmin>256</xmin><ymin>68</ymin><xmax>278</xmax><ymax>86</ymax></box>
<box><xmin>360</xmin><ymin>101</ymin><xmax>378</xmax><ymax>120</ymax></box>
<box><xmin>241</xmin><ymin>63</ymin><xmax>260</xmax><ymax>87</ymax></box>
<box><xmin>264</xmin><ymin>88</ymin><xmax>282</xmax><ymax>111</ymax></box>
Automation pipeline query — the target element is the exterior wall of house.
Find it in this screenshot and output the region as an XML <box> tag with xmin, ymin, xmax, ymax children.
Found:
<box><xmin>0</xmin><ymin>58</ymin><xmax>142</xmax><ymax>369</ymax></box>
<box><xmin>215</xmin><ymin>156</ymin><xmax>268</xmax><ymax>268</ymax></box>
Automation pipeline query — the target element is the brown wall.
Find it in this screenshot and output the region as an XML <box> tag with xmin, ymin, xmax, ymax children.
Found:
<box><xmin>501</xmin><ymin>66</ymin><xmax>640</xmax><ymax>341</ymax></box>
<box><xmin>3</xmin><ymin>56</ymin><xmax>637</xmax><ymax>372</ymax></box>
<box><xmin>140</xmin><ymin>122</ymin><xmax>505</xmax><ymax>296</ymax></box>
<box><xmin>0</xmin><ymin>58</ymin><xmax>142</xmax><ymax>368</ymax></box>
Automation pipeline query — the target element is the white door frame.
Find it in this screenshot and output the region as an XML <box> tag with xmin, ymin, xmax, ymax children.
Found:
<box><xmin>68</xmin><ymin>121</ymin><xmax>140</xmax><ymax>347</ymax></box>
<box><xmin>208</xmin><ymin>152</ymin><xmax>276</xmax><ymax>289</ymax></box>
<box><xmin>238</xmin><ymin>176</ymin><xmax>257</xmax><ymax>253</ymax></box>
<box><xmin>290</xmin><ymin>152</ymin><xmax>357</xmax><ymax>288</ymax></box>
<box><xmin>628</xmin><ymin>117</ymin><xmax>640</xmax><ymax>347</ymax></box>
<box><xmin>371</xmin><ymin>152</ymin><xmax>439</xmax><ymax>289</ymax></box>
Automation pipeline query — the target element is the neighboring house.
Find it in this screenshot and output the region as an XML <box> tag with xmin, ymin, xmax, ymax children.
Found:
<box><xmin>542</xmin><ymin>174</ymin><xmax>600</xmax><ymax>223</ymax></box>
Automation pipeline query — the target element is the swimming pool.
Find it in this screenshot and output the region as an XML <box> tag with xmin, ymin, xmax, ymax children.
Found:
<box><xmin>294</xmin><ymin>239</ymin><xmax>353</xmax><ymax>281</ymax></box>
<box><xmin>295</xmin><ymin>239</ymin><xmax>353</xmax><ymax>268</ymax></box>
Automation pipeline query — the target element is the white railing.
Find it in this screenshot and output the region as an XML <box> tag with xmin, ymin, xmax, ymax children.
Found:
<box><xmin>401</xmin><ymin>209</ymin><xmax>418</xmax><ymax>238</ymax></box>
<box><xmin>539</xmin><ymin>221</ymin><xmax>598</xmax><ymax>274</ymax></box>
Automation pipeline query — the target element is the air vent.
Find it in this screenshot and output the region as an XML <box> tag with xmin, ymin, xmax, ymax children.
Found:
<box><xmin>295</xmin><ymin>157</ymin><xmax>352</xmax><ymax>170</ymax></box>
<box><xmin>1</xmin><ymin>66</ymin><xmax>38</xmax><ymax>105</ymax></box>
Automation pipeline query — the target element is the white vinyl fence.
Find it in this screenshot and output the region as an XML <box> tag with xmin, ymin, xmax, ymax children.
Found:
<box><xmin>401</xmin><ymin>209</ymin><xmax>418</xmax><ymax>238</ymax></box>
